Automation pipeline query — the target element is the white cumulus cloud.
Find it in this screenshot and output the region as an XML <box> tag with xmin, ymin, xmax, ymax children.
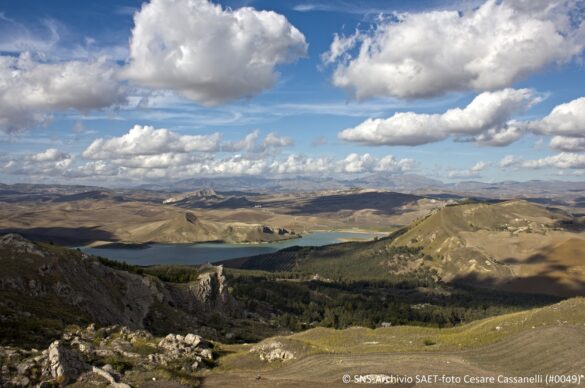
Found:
<box><xmin>448</xmin><ymin>161</ymin><xmax>491</xmax><ymax>178</ymax></box>
<box><xmin>549</xmin><ymin>136</ymin><xmax>585</xmax><ymax>152</ymax></box>
<box><xmin>338</xmin><ymin>89</ymin><xmax>539</xmax><ymax>146</ymax></box>
<box><xmin>269</xmin><ymin>154</ymin><xmax>332</xmax><ymax>175</ymax></box>
<box><xmin>264</xmin><ymin>132</ymin><xmax>294</xmax><ymax>147</ymax></box>
<box><xmin>374</xmin><ymin>155</ymin><xmax>415</xmax><ymax>172</ymax></box>
<box><xmin>521</xmin><ymin>152</ymin><xmax>585</xmax><ymax>169</ymax></box>
<box><xmin>26</xmin><ymin>147</ymin><xmax>416</xmax><ymax>182</ymax></box>
<box><xmin>222</xmin><ymin>129</ymin><xmax>293</xmax><ymax>153</ymax></box>
<box><xmin>528</xmin><ymin>97</ymin><xmax>585</xmax><ymax>139</ymax></box>
<box><xmin>82</xmin><ymin>125</ymin><xmax>221</xmax><ymax>160</ymax></box>
<box><xmin>514</xmin><ymin>96</ymin><xmax>585</xmax><ymax>152</ymax></box>
<box><xmin>0</xmin><ymin>53</ymin><xmax>126</xmax><ymax>132</ymax></box>
<box><xmin>28</xmin><ymin>148</ymin><xmax>71</xmax><ymax>163</ymax></box>
<box><xmin>1</xmin><ymin>148</ymin><xmax>74</xmax><ymax>176</ymax></box>
<box><xmin>123</xmin><ymin>0</ymin><xmax>308</xmax><ymax>106</ymax></box>
<box><xmin>325</xmin><ymin>0</ymin><xmax>585</xmax><ymax>99</ymax></box>
<box><xmin>337</xmin><ymin>153</ymin><xmax>414</xmax><ymax>174</ymax></box>
<box><xmin>499</xmin><ymin>155</ymin><xmax>522</xmax><ymax>168</ymax></box>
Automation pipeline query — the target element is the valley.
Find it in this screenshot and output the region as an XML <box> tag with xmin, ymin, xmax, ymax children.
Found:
<box><xmin>223</xmin><ymin>199</ymin><xmax>585</xmax><ymax>297</ymax></box>
<box><xmin>3</xmin><ymin>0</ymin><xmax>585</xmax><ymax>386</ymax></box>
<box><xmin>1</xmin><ymin>182</ymin><xmax>585</xmax><ymax>386</ymax></box>
<box><xmin>0</xmin><ymin>186</ymin><xmax>442</xmax><ymax>246</ymax></box>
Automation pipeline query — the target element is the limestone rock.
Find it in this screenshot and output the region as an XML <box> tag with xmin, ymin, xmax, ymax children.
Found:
<box><xmin>1</xmin><ymin>324</ymin><xmax>216</xmax><ymax>386</ymax></box>
<box><xmin>250</xmin><ymin>341</ymin><xmax>295</xmax><ymax>363</ymax></box>
<box><xmin>47</xmin><ymin>340</ymin><xmax>88</xmax><ymax>383</ymax></box>
<box><xmin>192</xmin><ymin>266</ymin><xmax>230</xmax><ymax>309</ymax></box>
<box><xmin>0</xmin><ymin>234</ymin><xmax>45</xmax><ymax>257</ymax></box>
<box><xmin>92</xmin><ymin>366</ymin><xmax>131</xmax><ymax>387</ymax></box>
<box><xmin>184</xmin><ymin>333</ymin><xmax>203</xmax><ymax>347</ymax></box>
<box><xmin>155</xmin><ymin>333</ymin><xmax>213</xmax><ymax>369</ymax></box>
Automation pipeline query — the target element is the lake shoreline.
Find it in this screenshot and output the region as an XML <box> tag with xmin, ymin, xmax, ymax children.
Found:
<box><xmin>79</xmin><ymin>231</ymin><xmax>383</xmax><ymax>266</ymax></box>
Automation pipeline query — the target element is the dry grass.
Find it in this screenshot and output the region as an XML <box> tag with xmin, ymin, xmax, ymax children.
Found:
<box><xmin>204</xmin><ymin>298</ymin><xmax>585</xmax><ymax>387</ymax></box>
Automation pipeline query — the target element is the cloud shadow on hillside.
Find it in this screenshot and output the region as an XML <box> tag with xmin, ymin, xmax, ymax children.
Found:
<box><xmin>0</xmin><ymin>227</ymin><xmax>117</xmax><ymax>246</ymax></box>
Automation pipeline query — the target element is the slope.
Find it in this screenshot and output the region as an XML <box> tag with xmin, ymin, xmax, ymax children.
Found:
<box><xmin>124</xmin><ymin>212</ymin><xmax>297</xmax><ymax>244</ymax></box>
<box><xmin>222</xmin><ymin>200</ymin><xmax>585</xmax><ymax>296</ymax></box>
<box><xmin>204</xmin><ymin>298</ymin><xmax>585</xmax><ymax>387</ymax></box>
<box><xmin>0</xmin><ymin>234</ymin><xmax>239</xmax><ymax>347</ymax></box>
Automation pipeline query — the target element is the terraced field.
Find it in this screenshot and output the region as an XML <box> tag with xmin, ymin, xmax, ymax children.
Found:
<box><xmin>202</xmin><ymin>298</ymin><xmax>585</xmax><ymax>387</ymax></box>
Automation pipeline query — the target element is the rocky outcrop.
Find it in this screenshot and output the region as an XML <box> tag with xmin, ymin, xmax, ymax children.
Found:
<box><xmin>261</xmin><ymin>226</ymin><xmax>294</xmax><ymax>236</ymax></box>
<box><xmin>47</xmin><ymin>340</ymin><xmax>88</xmax><ymax>383</ymax></box>
<box><xmin>0</xmin><ymin>234</ymin><xmax>241</xmax><ymax>343</ymax></box>
<box><xmin>191</xmin><ymin>265</ymin><xmax>231</xmax><ymax>311</ymax></box>
<box><xmin>163</xmin><ymin>188</ymin><xmax>220</xmax><ymax>204</ymax></box>
<box><xmin>151</xmin><ymin>333</ymin><xmax>213</xmax><ymax>371</ymax></box>
<box><xmin>160</xmin><ymin>264</ymin><xmax>240</xmax><ymax>323</ymax></box>
<box><xmin>0</xmin><ymin>325</ymin><xmax>215</xmax><ymax>387</ymax></box>
<box><xmin>0</xmin><ymin>233</ymin><xmax>45</xmax><ymax>257</ymax></box>
<box><xmin>278</xmin><ymin>227</ymin><xmax>293</xmax><ymax>235</ymax></box>
<box><xmin>250</xmin><ymin>341</ymin><xmax>295</xmax><ymax>363</ymax></box>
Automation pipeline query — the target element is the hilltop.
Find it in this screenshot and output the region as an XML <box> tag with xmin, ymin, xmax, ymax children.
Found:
<box><xmin>388</xmin><ymin>200</ymin><xmax>585</xmax><ymax>295</ymax></box>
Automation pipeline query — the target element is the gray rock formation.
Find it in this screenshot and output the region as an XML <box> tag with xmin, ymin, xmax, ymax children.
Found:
<box><xmin>192</xmin><ymin>265</ymin><xmax>230</xmax><ymax>310</ymax></box>
<box><xmin>249</xmin><ymin>341</ymin><xmax>295</xmax><ymax>363</ymax></box>
<box><xmin>47</xmin><ymin>340</ymin><xmax>88</xmax><ymax>383</ymax></box>
<box><xmin>0</xmin><ymin>233</ymin><xmax>45</xmax><ymax>257</ymax></box>
<box><xmin>0</xmin><ymin>325</ymin><xmax>215</xmax><ymax>387</ymax></box>
<box><xmin>0</xmin><ymin>234</ymin><xmax>240</xmax><ymax>338</ymax></box>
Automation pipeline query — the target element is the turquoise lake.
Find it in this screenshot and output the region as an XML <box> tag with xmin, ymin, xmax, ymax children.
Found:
<box><xmin>80</xmin><ymin>231</ymin><xmax>385</xmax><ymax>265</ymax></box>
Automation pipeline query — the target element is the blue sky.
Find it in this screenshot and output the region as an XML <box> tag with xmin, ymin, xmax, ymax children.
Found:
<box><xmin>0</xmin><ymin>0</ymin><xmax>584</xmax><ymax>185</ymax></box>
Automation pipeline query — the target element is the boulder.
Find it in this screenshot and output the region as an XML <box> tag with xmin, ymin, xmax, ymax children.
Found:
<box><xmin>184</xmin><ymin>333</ymin><xmax>203</xmax><ymax>347</ymax></box>
<box><xmin>47</xmin><ymin>340</ymin><xmax>88</xmax><ymax>384</ymax></box>
<box><xmin>250</xmin><ymin>341</ymin><xmax>295</xmax><ymax>363</ymax></box>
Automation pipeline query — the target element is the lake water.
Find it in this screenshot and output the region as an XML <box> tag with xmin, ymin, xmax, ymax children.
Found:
<box><xmin>80</xmin><ymin>231</ymin><xmax>385</xmax><ymax>266</ymax></box>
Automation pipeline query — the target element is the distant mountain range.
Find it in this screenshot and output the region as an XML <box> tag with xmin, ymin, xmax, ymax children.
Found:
<box><xmin>136</xmin><ymin>173</ymin><xmax>585</xmax><ymax>196</ymax></box>
<box><xmin>137</xmin><ymin>173</ymin><xmax>444</xmax><ymax>193</ymax></box>
<box><xmin>2</xmin><ymin>175</ymin><xmax>585</xmax><ymax>204</ymax></box>
<box><xmin>135</xmin><ymin>174</ymin><xmax>585</xmax><ymax>206</ymax></box>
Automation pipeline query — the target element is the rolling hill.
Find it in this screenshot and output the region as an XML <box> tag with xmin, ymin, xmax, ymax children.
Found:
<box><xmin>222</xmin><ymin>200</ymin><xmax>585</xmax><ymax>297</ymax></box>
<box><xmin>0</xmin><ymin>198</ymin><xmax>299</xmax><ymax>245</ymax></box>
<box><xmin>123</xmin><ymin>211</ymin><xmax>297</xmax><ymax>244</ymax></box>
